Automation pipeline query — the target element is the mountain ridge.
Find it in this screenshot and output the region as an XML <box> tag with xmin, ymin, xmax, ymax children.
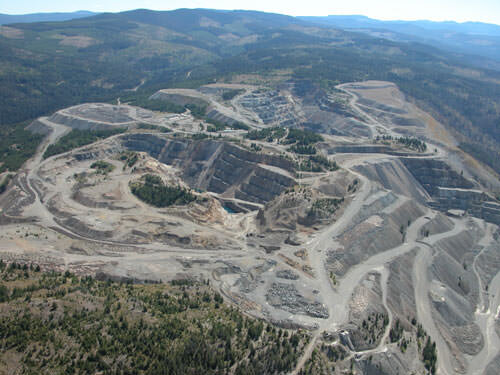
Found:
<box><xmin>299</xmin><ymin>15</ymin><xmax>500</xmax><ymax>64</ymax></box>
<box><xmin>315</xmin><ymin>15</ymin><xmax>500</xmax><ymax>35</ymax></box>
<box><xmin>0</xmin><ymin>10</ymin><xmax>97</xmax><ymax>25</ymax></box>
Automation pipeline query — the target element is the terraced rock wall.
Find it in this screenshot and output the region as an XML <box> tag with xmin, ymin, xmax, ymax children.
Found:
<box><xmin>120</xmin><ymin>134</ymin><xmax>295</xmax><ymax>204</ymax></box>
<box><xmin>402</xmin><ymin>158</ymin><xmax>500</xmax><ymax>224</ymax></box>
<box><xmin>48</xmin><ymin>112</ymin><xmax>132</xmax><ymax>131</ymax></box>
<box><xmin>401</xmin><ymin>158</ymin><xmax>474</xmax><ymax>196</ymax></box>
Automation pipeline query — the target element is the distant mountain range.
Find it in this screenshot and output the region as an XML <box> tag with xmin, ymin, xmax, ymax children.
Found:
<box><xmin>300</xmin><ymin>15</ymin><xmax>500</xmax><ymax>67</ymax></box>
<box><xmin>0</xmin><ymin>11</ymin><xmax>97</xmax><ymax>25</ymax></box>
<box><xmin>3</xmin><ymin>10</ymin><xmax>500</xmax><ymax>66</ymax></box>
<box><xmin>300</xmin><ymin>15</ymin><xmax>500</xmax><ymax>36</ymax></box>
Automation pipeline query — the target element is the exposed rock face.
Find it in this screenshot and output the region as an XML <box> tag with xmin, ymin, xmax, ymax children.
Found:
<box><xmin>432</xmin><ymin>227</ymin><xmax>482</xmax><ymax>307</ymax></box>
<box><xmin>476</xmin><ymin>238</ymin><xmax>500</xmax><ymax>311</ymax></box>
<box><xmin>205</xmin><ymin>108</ymin><xmax>242</xmax><ymax>127</ymax></box>
<box><xmin>49</xmin><ymin>112</ymin><xmax>113</xmax><ymax>131</ymax></box>
<box><xmin>429</xmin><ymin>226</ymin><xmax>486</xmax><ymax>360</ymax></box>
<box><xmin>266</xmin><ymin>282</ymin><xmax>329</xmax><ymax>318</ymax></box>
<box><xmin>120</xmin><ymin>134</ymin><xmax>295</xmax><ymax>204</ymax></box>
<box><xmin>302</xmin><ymin>110</ymin><xmax>372</xmax><ymax>138</ymax></box>
<box><xmin>355</xmin><ymin>159</ymin><xmax>430</xmax><ymax>203</ymax></box>
<box><xmin>431</xmin><ymin>188</ymin><xmax>500</xmax><ymax>224</ymax></box>
<box><xmin>5</xmin><ymin>78</ymin><xmax>499</xmax><ymax>375</ymax></box>
<box><xmin>480</xmin><ymin>201</ymin><xmax>500</xmax><ymax>224</ymax></box>
<box><xmin>355</xmin><ymin>348</ymin><xmax>424</xmax><ymax>375</ymax></box>
<box><xmin>276</xmin><ymin>269</ymin><xmax>300</xmax><ymax>280</ymax></box>
<box><xmin>387</xmin><ymin>250</ymin><xmax>418</xmax><ymax>327</ymax></box>
<box><xmin>418</xmin><ymin>213</ymin><xmax>454</xmax><ymax>238</ymax></box>
<box><xmin>26</xmin><ymin>120</ymin><xmax>52</xmax><ymax>135</ymax></box>
<box><xmin>328</xmin><ymin>197</ymin><xmax>425</xmax><ymax>277</ymax></box>
<box><xmin>151</xmin><ymin>88</ymin><xmax>251</xmax><ymax>126</ymax></box>
<box><xmin>234</xmin><ymin>166</ymin><xmax>294</xmax><ymax>204</ymax></box>
<box><xmin>48</xmin><ymin>103</ymin><xmax>138</xmax><ymax>131</ymax></box>
<box><xmin>149</xmin><ymin>91</ymin><xmax>208</xmax><ymax>108</ymax></box>
<box><xmin>331</xmin><ymin>144</ymin><xmax>424</xmax><ymax>156</ymax></box>
<box><xmin>348</xmin><ymin>191</ymin><xmax>398</xmax><ymax>229</ymax></box>
<box><xmin>257</xmin><ymin>180</ymin><xmax>349</xmax><ymax>233</ymax></box>
<box><xmin>401</xmin><ymin>158</ymin><xmax>474</xmax><ymax>196</ymax></box>
<box><xmin>66</xmin><ymin>104</ymin><xmax>135</xmax><ymax>123</ymax></box>
<box><xmin>435</xmin><ymin>187</ymin><xmax>487</xmax><ymax>210</ymax></box>
<box><xmin>360</xmin><ymin>104</ymin><xmax>426</xmax><ymax>129</ymax></box>
<box><xmin>55</xmin><ymin>217</ymin><xmax>113</xmax><ymax>240</ymax></box>
<box><xmin>402</xmin><ymin>158</ymin><xmax>500</xmax><ymax>224</ymax></box>
<box><xmin>292</xmin><ymin>81</ymin><xmax>372</xmax><ymax>137</ymax></box>
<box><xmin>239</xmin><ymin>90</ymin><xmax>299</xmax><ymax>127</ymax></box>
<box><xmin>485</xmin><ymin>355</ymin><xmax>500</xmax><ymax>375</ymax></box>
<box><xmin>355</xmin><ymin>96</ymin><xmax>407</xmax><ymax>115</ymax></box>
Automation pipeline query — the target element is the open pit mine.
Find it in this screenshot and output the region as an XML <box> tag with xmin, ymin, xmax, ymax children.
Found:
<box><xmin>0</xmin><ymin>80</ymin><xmax>499</xmax><ymax>375</ymax></box>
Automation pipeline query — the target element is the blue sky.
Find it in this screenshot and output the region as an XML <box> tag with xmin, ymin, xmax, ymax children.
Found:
<box><xmin>2</xmin><ymin>0</ymin><xmax>500</xmax><ymax>25</ymax></box>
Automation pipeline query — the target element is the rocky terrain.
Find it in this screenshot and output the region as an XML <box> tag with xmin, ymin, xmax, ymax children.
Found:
<box><xmin>0</xmin><ymin>80</ymin><xmax>499</xmax><ymax>375</ymax></box>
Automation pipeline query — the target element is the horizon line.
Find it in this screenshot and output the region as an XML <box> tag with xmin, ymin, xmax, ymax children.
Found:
<box><xmin>1</xmin><ymin>8</ymin><xmax>499</xmax><ymax>27</ymax></box>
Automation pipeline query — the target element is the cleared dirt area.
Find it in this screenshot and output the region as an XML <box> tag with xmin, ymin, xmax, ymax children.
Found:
<box><xmin>338</xmin><ymin>80</ymin><xmax>458</xmax><ymax>147</ymax></box>
<box><xmin>58</xmin><ymin>35</ymin><xmax>96</xmax><ymax>48</ymax></box>
<box><xmin>0</xmin><ymin>26</ymin><xmax>23</xmax><ymax>39</ymax></box>
<box><xmin>1</xmin><ymin>81</ymin><xmax>499</xmax><ymax>375</ymax></box>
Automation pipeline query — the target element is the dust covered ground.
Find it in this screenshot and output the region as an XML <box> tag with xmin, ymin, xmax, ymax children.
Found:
<box><xmin>1</xmin><ymin>80</ymin><xmax>499</xmax><ymax>375</ymax></box>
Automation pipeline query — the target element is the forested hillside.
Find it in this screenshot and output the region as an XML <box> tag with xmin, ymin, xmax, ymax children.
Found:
<box><xmin>1</xmin><ymin>9</ymin><xmax>500</xmax><ymax>172</ymax></box>
<box><xmin>0</xmin><ymin>263</ymin><xmax>309</xmax><ymax>374</ymax></box>
<box><xmin>299</xmin><ymin>15</ymin><xmax>500</xmax><ymax>65</ymax></box>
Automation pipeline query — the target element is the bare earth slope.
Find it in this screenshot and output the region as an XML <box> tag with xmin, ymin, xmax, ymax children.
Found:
<box><xmin>0</xmin><ymin>80</ymin><xmax>499</xmax><ymax>375</ymax></box>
